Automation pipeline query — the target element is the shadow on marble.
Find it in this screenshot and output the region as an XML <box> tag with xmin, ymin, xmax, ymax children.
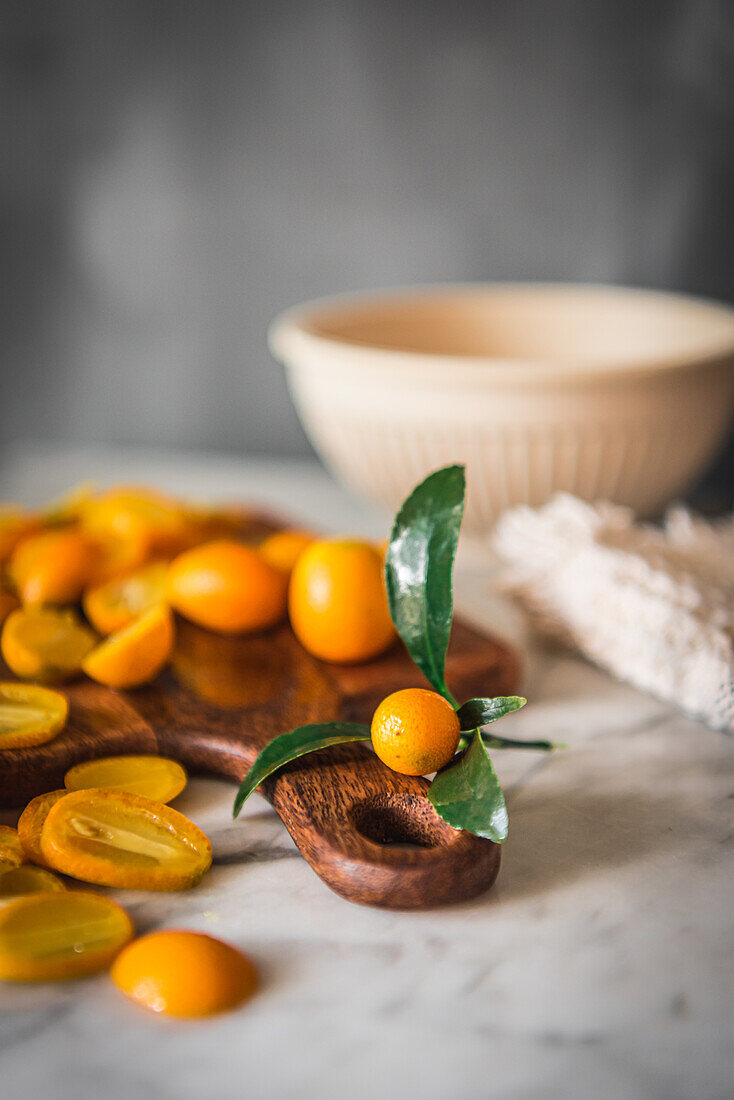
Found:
<box><xmin>495</xmin><ymin>784</ymin><xmax>712</xmax><ymax>903</ymax></box>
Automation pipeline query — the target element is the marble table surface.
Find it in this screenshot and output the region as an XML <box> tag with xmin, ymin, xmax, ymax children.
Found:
<box><xmin>0</xmin><ymin>443</ymin><xmax>732</xmax><ymax>1100</ymax></box>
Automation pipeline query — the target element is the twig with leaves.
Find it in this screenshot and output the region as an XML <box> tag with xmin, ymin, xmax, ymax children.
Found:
<box><xmin>233</xmin><ymin>465</ymin><xmax>558</xmax><ymax>841</ymax></box>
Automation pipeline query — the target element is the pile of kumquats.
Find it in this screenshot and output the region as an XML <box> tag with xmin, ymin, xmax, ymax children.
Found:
<box><xmin>0</xmin><ymin>482</ymin><xmax>397</xmax><ymax>1017</ymax></box>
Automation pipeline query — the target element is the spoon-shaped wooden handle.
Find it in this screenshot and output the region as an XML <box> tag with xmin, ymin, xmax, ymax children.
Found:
<box><xmin>0</xmin><ymin>619</ymin><xmax>516</xmax><ymax>909</ymax></box>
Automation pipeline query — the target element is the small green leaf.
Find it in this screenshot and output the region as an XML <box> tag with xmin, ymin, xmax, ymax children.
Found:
<box><xmin>457</xmin><ymin>696</ymin><xmax>527</xmax><ymax>730</ymax></box>
<box><xmin>385</xmin><ymin>465</ymin><xmax>465</xmax><ymax>704</ymax></box>
<box><xmin>428</xmin><ymin>731</ymin><xmax>508</xmax><ymax>842</ymax></box>
<box><xmin>233</xmin><ymin>722</ymin><xmax>371</xmax><ymax>818</ymax></box>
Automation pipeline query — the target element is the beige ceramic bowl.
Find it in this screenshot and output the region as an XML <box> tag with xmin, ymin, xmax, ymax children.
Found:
<box><xmin>269</xmin><ymin>284</ymin><xmax>734</xmax><ymax>533</ymax></box>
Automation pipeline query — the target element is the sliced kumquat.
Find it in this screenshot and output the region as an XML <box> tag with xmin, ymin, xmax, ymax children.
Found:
<box><xmin>0</xmin><ymin>826</ymin><xmax>23</xmax><ymax>870</ymax></box>
<box><xmin>0</xmin><ymin>891</ymin><xmax>133</xmax><ymax>981</ymax></box>
<box><xmin>112</xmin><ymin>930</ymin><xmax>258</xmax><ymax>1017</ymax></box>
<box><xmin>40</xmin><ymin>788</ymin><xmax>212</xmax><ymax>891</ymax></box>
<box><xmin>81</xmin><ymin>603</ymin><xmax>174</xmax><ymax>689</ymax></box>
<box><xmin>0</xmin><ymin>682</ymin><xmax>68</xmax><ymax>751</ymax></box>
<box><xmin>83</xmin><ymin>561</ymin><xmax>169</xmax><ymax>635</ymax></box>
<box><xmin>9</xmin><ymin>528</ymin><xmax>98</xmax><ymax>605</ymax></box>
<box><xmin>259</xmin><ymin>529</ymin><xmax>315</xmax><ymax>575</ymax></box>
<box><xmin>1</xmin><ymin>607</ymin><xmax>96</xmax><ymax>681</ymax></box>
<box><xmin>0</xmin><ymin>864</ymin><xmax>65</xmax><ymax>900</ymax></box>
<box><xmin>64</xmin><ymin>755</ymin><xmax>187</xmax><ymax>803</ymax></box>
<box><xmin>17</xmin><ymin>790</ymin><xmax>69</xmax><ymax>866</ymax></box>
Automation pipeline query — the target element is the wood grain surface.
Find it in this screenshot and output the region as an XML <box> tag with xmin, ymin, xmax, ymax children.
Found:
<box><xmin>0</xmin><ymin>552</ymin><xmax>519</xmax><ymax>909</ymax></box>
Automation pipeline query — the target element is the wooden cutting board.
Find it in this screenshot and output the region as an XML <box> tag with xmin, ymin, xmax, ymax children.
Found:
<box><xmin>0</xmin><ymin>527</ymin><xmax>519</xmax><ymax>909</ymax></box>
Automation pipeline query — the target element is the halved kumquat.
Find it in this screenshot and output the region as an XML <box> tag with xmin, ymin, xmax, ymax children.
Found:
<box><xmin>40</xmin><ymin>788</ymin><xmax>212</xmax><ymax>890</ymax></box>
<box><xmin>1</xmin><ymin>607</ymin><xmax>96</xmax><ymax>681</ymax></box>
<box><xmin>81</xmin><ymin>603</ymin><xmax>174</xmax><ymax>689</ymax></box>
<box><xmin>0</xmin><ymin>891</ymin><xmax>133</xmax><ymax>981</ymax></box>
<box><xmin>64</xmin><ymin>755</ymin><xmax>187</xmax><ymax>803</ymax></box>
<box><xmin>0</xmin><ymin>682</ymin><xmax>68</xmax><ymax>750</ymax></box>
<box><xmin>112</xmin><ymin>930</ymin><xmax>258</xmax><ymax>1017</ymax></box>
<box><xmin>83</xmin><ymin>561</ymin><xmax>169</xmax><ymax>635</ymax></box>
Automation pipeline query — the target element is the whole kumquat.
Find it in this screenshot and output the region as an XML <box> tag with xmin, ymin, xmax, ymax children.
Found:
<box><xmin>0</xmin><ymin>682</ymin><xmax>68</xmax><ymax>750</ymax></box>
<box><xmin>81</xmin><ymin>603</ymin><xmax>174</xmax><ymax>689</ymax></box>
<box><xmin>0</xmin><ymin>891</ymin><xmax>133</xmax><ymax>981</ymax></box>
<box><xmin>9</xmin><ymin>528</ymin><xmax>98</xmax><ymax>605</ymax></box>
<box><xmin>80</xmin><ymin>486</ymin><xmax>189</xmax><ymax>559</ymax></box>
<box><xmin>167</xmin><ymin>540</ymin><xmax>287</xmax><ymax>635</ymax></box>
<box><xmin>1</xmin><ymin>607</ymin><xmax>96</xmax><ymax>682</ymax></box>
<box><xmin>370</xmin><ymin>688</ymin><xmax>461</xmax><ymax>776</ymax></box>
<box><xmin>17</xmin><ymin>789</ymin><xmax>68</xmax><ymax>866</ymax></box>
<box><xmin>288</xmin><ymin>539</ymin><xmax>395</xmax><ymax>664</ymax></box>
<box><xmin>111</xmin><ymin>930</ymin><xmax>258</xmax><ymax>1017</ymax></box>
<box><xmin>259</xmin><ymin>529</ymin><xmax>315</xmax><ymax>575</ymax></box>
<box><xmin>41</xmin><ymin>788</ymin><xmax>212</xmax><ymax>891</ymax></box>
<box><xmin>64</xmin><ymin>755</ymin><xmax>187</xmax><ymax>803</ymax></box>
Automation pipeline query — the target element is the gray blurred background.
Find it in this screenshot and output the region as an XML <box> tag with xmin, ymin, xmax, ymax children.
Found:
<box><xmin>1</xmin><ymin>0</ymin><xmax>733</xmax><ymax>493</ymax></box>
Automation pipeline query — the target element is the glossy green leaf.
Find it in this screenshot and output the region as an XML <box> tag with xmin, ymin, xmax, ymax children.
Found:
<box><xmin>457</xmin><ymin>696</ymin><xmax>527</xmax><ymax>729</ymax></box>
<box><xmin>428</xmin><ymin>730</ymin><xmax>508</xmax><ymax>842</ymax></box>
<box><xmin>233</xmin><ymin>722</ymin><xmax>371</xmax><ymax>818</ymax></box>
<box><xmin>385</xmin><ymin>465</ymin><xmax>465</xmax><ymax>704</ymax></box>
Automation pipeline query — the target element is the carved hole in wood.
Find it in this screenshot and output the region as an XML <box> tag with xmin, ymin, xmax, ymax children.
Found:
<box><xmin>351</xmin><ymin>794</ymin><xmax>447</xmax><ymax>850</ymax></box>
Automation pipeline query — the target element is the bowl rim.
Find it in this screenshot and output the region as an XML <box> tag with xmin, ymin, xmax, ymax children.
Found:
<box><xmin>269</xmin><ymin>281</ymin><xmax>734</xmax><ymax>385</ymax></box>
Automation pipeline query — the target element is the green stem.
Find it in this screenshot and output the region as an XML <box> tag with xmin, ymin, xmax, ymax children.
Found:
<box><xmin>458</xmin><ymin>730</ymin><xmax>559</xmax><ymax>752</ymax></box>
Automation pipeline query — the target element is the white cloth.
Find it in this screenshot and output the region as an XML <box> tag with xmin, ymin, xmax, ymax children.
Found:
<box><xmin>493</xmin><ymin>494</ymin><xmax>734</xmax><ymax>732</ymax></box>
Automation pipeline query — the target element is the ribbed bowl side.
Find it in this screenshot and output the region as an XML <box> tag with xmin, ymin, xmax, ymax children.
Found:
<box><xmin>285</xmin><ymin>357</ymin><xmax>734</xmax><ymax>532</ymax></box>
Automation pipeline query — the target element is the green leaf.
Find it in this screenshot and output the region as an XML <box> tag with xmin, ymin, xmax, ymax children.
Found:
<box><xmin>428</xmin><ymin>731</ymin><xmax>508</xmax><ymax>842</ymax></box>
<box><xmin>233</xmin><ymin>722</ymin><xmax>371</xmax><ymax>818</ymax></box>
<box><xmin>457</xmin><ymin>696</ymin><xmax>527</xmax><ymax>730</ymax></box>
<box><xmin>385</xmin><ymin>464</ymin><xmax>466</xmax><ymax>704</ymax></box>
